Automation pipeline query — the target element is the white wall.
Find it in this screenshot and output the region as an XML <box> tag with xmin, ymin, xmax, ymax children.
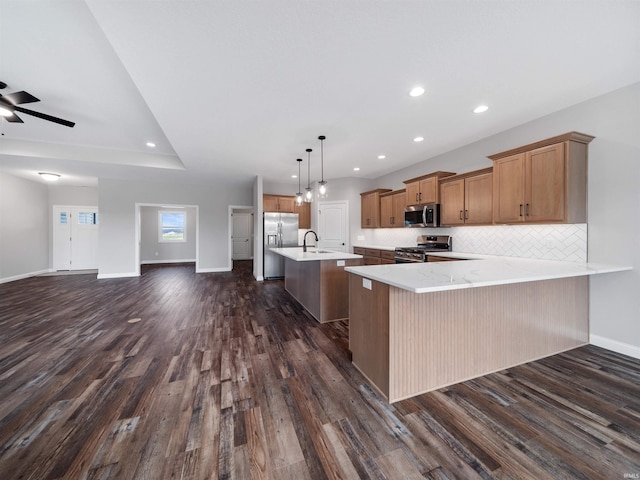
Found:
<box><xmin>0</xmin><ymin>172</ymin><xmax>49</xmax><ymax>282</ymax></box>
<box><xmin>98</xmin><ymin>177</ymin><xmax>252</xmax><ymax>277</ymax></box>
<box><xmin>369</xmin><ymin>81</ymin><xmax>640</xmax><ymax>357</ymax></box>
<box><xmin>140</xmin><ymin>206</ymin><xmax>197</xmax><ymax>263</ymax></box>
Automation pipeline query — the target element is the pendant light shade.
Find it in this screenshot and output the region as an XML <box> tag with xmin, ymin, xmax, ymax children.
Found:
<box><xmin>295</xmin><ymin>158</ymin><xmax>303</xmax><ymax>205</ymax></box>
<box><xmin>304</xmin><ymin>148</ymin><xmax>313</xmax><ymax>203</ymax></box>
<box><xmin>318</xmin><ymin>135</ymin><xmax>327</xmax><ymax>198</ymax></box>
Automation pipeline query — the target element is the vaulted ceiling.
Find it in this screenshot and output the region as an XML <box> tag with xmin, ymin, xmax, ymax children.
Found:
<box><xmin>1</xmin><ymin>1</ymin><xmax>639</xmax><ymax>188</ymax></box>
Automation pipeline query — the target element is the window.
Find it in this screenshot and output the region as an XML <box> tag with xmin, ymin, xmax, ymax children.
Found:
<box><xmin>78</xmin><ymin>212</ymin><xmax>99</xmax><ymax>224</ymax></box>
<box><xmin>159</xmin><ymin>211</ymin><xmax>186</xmax><ymax>242</ymax></box>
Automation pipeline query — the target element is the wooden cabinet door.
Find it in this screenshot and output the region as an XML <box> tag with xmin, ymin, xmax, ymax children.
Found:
<box><xmin>405</xmin><ymin>181</ymin><xmax>420</xmax><ymax>205</ymax></box>
<box><xmin>278</xmin><ymin>196</ymin><xmax>295</xmax><ymax>213</ymax></box>
<box><xmin>525</xmin><ymin>142</ymin><xmax>565</xmax><ymax>222</ymax></box>
<box><xmin>465</xmin><ymin>172</ymin><xmax>493</xmax><ymax>225</ymax></box>
<box><xmin>361</xmin><ymin>194</ymin><xmax>374</xmax><ymax>228</ymax></box>
<box><xmin>392</xmin><ymin>192</ymin><xmax>406</xmax><ymax>227</ymax></box>
<box><xmin>440</xmin><ymin>179</ymin><xmax>465</xmax><ymax>226</ymax></box>
<box><xmin>419</xmin><ymin>177</ymin><xmax>437</xmax><ymax>204</ymax></box>
<box><xmin>380</xmin><ymin>195</ymin><xmax>393</xmax><ymax>228</ymax></box>
<box><xmin>294</xmin><ymin>202</ymin><xmax>310</xmax><ymax>229</ymax></box>
<box><xmin>493</xmin><ymin>153</ymin><xmax>525</xmax><ymax>223</ymax></box>
<box><xmin>263</xmin><ymin>195</ymin><xmax>279</xmax><ymax>211</ymax></box>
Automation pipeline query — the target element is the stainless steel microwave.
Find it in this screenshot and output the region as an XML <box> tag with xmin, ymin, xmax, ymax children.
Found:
<box><xmin>404</xmin><ymin>204</ymin><xmax>440</xmax><ymax>228</ymax></box>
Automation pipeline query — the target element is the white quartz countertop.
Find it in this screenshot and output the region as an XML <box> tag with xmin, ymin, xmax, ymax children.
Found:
<box><xmin>352</xmin><ymin>244</ymin><xmax>396</xmax><ymax>251</ymax></box>
<box><xmin>344</xmin><ymin>253</ymin><xmax>631</xmax><ymax>293</ymax></box>
<box><xmin>271</xmin><ymin>247</ymin><xmax>363</xmax><ymax>262</ymax></box>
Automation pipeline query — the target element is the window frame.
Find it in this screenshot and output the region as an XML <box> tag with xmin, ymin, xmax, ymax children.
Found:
<box><xmin>158</xmin><ymin>210</ymin><xmax>187</xmax><ymax>243</ymax></box>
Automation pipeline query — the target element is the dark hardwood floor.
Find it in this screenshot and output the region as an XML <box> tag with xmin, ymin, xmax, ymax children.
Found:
<box><xmin>1</xmin><ymin>261</ymin><xmax>639</xmax><ymax>479</ymax></box>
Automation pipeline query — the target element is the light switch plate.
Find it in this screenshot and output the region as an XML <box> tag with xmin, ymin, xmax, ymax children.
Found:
<box><xmin>363</xmin><ymin>278</ymin><xmax>372</xmax><ymax>290</ymax></box>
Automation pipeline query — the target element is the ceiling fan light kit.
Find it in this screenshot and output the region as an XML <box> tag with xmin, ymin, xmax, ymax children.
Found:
<box><xmin>0</xmin><ymin>81</ymin><xmax>75</xmax><ymax>128</ymax></box>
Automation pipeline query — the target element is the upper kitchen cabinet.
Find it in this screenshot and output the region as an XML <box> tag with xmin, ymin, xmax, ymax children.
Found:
<box><xmin>293</xmin><ymin>201</ymin><xmax>310</xmax><ymax>229</ymax></box>
<box><xmin>263</xmin><ymin>194</ymin><xmax>295</xmax><ymax>213</ymax></box>
<box><xmin>361</xmin><ymin>189</ymin><xmax>391</xmax><ymax>228</ymax></box>
<box><xmin>489</xmin><ymin>132</ymin><xmax>594</xmax><ymax>224</ymax></box>
<box><xmin>440</xmin><ymin>168</ymin><xmax>493</xmax><ymax>226</ymax></box>
<box><xmin>404</xmin><ymin>171</ymin><xmax>456</xmax><ymax>206</ymax></box>
<box><xmin>380</xmin><ymin>189</ymin><xmax>406</xmax><ymax>228</ymax></box>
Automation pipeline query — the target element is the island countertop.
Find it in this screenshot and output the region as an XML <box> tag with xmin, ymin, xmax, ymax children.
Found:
<box><xmin>344</xmin><ymin>254</ymin><xmax>631</xmax><ymax>293</ymax></box>
<box><xmin>270</xmin><ymin>247</ymin><xmax>363</xmax><ymax>262</ymax></box>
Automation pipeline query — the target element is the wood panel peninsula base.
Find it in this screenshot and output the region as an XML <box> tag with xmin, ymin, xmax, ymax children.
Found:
<box><xmin>348</xmin><ymin>274</ymin><xmax>589</xmax><ymax>403</ymax></box>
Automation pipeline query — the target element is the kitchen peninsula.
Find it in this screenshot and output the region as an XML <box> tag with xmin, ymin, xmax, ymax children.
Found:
<box><xmin>271</xmin><ymin>248</ymin><xmax>363</xmax><ymax>323</ymax></box>
<box><xmin>345</xmin><ymin>256</ymin><xmax>630</xmax><ymax>403</ymax></box>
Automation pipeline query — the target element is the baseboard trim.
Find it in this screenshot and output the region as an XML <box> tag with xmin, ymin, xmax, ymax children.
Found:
<box><xmin>97</xmin><ymin>272</ymin><xmax>139</xmax><ymax>279</ymax></box>
<box><xmin>0</xmin><ymin>269</ymin><xmax>52</xmax><ymax>284</ymax></box>
<box><xmin>141</xmin><ymin>259</ymin><xmax>196</xmax><ymax>265</ymax></box>
<box><xmin>590</xmin><ymin>334</ymin><xmax>640</xmax><ymax>360</ymax></box>
<box><xmin>196</xmin><ymin>267</ymin><xmax>231</xmax><ymax>273</ymax></box>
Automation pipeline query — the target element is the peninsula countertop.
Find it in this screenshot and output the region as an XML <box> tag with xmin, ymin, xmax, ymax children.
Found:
<box><xmin>270</xmin><ymin>247</ymin><xmax>363</xmax><ymax>262</ymax></box>
<box><xmin>344</xmin><ymin>253</ymin><xmax>631</xmax><ymax>293</ymax></box>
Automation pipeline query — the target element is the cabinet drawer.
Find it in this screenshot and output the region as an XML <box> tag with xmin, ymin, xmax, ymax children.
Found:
<box><xmin>381</xmin><ymin>258</ymin><xmax>395</xmax><ymax>265</ymax></box>
<box><xmin>365</xmin><ymin>249</ymin><xmax>381</xmax><ymax>257</ymax></box>
<box><xmin>353</xmin><ymin>247</ymin><xmax>366</xmax><ymax>255</ymax></box>
<box><xmin>364</xmin><ymin>257</ymin><xmax>382</xmax><ymax>265</ymax></box>
<box><xmin>380</xmin><ymin>250</ymin><xmax>395</xmax><ymax>260</ymax></box>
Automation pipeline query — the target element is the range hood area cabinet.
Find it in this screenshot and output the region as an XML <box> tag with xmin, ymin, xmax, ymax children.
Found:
<box><xmin>439</xmin><ymin>168</ymin><xmax>493</xmax><ymax>226</ymax></box>
<box><xmin>361</xmin><ymin>189</ymin><xmax>391</xmax><ymax>228</ymax></box>
<box><xmin>489</xmin><ymin>132</ymin><xmax>594</xmax><ymax>224</ymax></box>
<box><xmin>403</xmin><ymin>171</ymin><xmax>456</xmax><ymax>206</ymax></box>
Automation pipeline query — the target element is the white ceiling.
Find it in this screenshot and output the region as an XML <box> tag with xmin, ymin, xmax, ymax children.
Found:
<box><xmin>1</xmin><ymin>0</ymin><xmax>639</xmax><ymax>188</ymax></box>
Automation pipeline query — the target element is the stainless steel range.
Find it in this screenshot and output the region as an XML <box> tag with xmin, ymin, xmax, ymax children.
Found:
<box><xmin>394</xmin><ymin>235</ymin><xmax>452</xmax><ymax>263</ymax></box>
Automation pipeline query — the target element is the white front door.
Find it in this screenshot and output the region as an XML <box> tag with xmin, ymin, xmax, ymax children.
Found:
<box><xmin>232</xmin><ymin>212</ymin><xmax>253</xmax><ymax>260</ymax></box>
<box><xmin>318</xmin><ymin>201</ymin><xmax>348</xmax><ymax>252</ymax></box>
<box><xmin>53</xmin><ymin>206</ymin><xmax>99</xmax><ymax>270</ymax></box>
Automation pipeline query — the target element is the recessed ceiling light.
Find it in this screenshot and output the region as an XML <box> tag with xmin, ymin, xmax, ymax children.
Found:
<box><xmin>39</xmin><ymin>172</ymin><xmax>61</xmax><ymax>181</ymax></box>
<box><xmin>473</xmin><ymin>105</ymin><xmax>489</xmax><ymax>113</ymax></box>
<box><xmin>353</xmin><ymin>167</ymin><xmax>360</xmax><ymax>171</ymax></box>
<box><xmin>146</xmin><ymin>142</ymin><xmax>156</xmax><ymax>148</ymax></box>
<box><xmin>291</xmin><ymin>174</ymin><xmax>297</xmax><ymax>179</ymax></box>
<box><xmin>0</xmin><ymin>107</ymin><xmax>13</xmax><ymax>117</ymax></box>
<box><xmin>378</xmin><ymin>155</ymin><xmax>386</xmax><ymax>160</ymax></box>
<box><xmin>409</xmin><ymin>86</ymin><xmax>425</xmax><ymax>97</ymax></box>
<box><xmin>413</xmin><ymin>136</ymin><xmax>424</xmax><ymax>142</ymax></box>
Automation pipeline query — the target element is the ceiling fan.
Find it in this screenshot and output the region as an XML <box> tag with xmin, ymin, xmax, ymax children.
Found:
<box><xmin>0</xmin><ymin>81</ymin><xmax>75</xmax><ymax>128</ymax></box>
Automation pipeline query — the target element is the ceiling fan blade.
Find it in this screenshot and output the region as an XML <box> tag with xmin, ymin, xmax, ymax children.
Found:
<box><xmin>3</xmin><ymin>112</ymin><xmax>24</xmax><ymax>123</ymax></box>
<box><xmin>2</xmin><ymin>91</ymin><xmax>40</xmax><ymax>105</ymax></box>
<box><xmin>14</xmin><ymin>106</ymin><xmax>75</xmax><ymax>128</ymax></box>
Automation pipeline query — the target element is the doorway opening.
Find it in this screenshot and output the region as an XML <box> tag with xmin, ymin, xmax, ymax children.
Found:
<box><xmin>135</xmin><ymin>203</ymin><xmax>199</xmax><ymax>276</ymax></box>
<box><xmin>229</xmin><ymin>206</ymin><xmax>254</xmax><ymax>271</ymax></box>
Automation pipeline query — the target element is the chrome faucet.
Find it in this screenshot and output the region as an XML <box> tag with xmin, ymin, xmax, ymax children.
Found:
<box><xmin>303</xmin><ymin>230</ymin><xmax>318</xmax><ymax>252</ymax></box>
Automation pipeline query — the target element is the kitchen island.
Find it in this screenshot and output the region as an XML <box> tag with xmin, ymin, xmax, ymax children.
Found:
<box><xmin>345</xmin><ymin>256</ymin><xmax>630</xmax><ymax>403</ymax></box>
<box><xmin>271</xmin><ymin>247</ymin><xmax>363</xmax><ymax>323</ymax></box>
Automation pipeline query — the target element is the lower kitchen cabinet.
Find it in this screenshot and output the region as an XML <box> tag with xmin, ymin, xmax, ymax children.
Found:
<box><xmin>354</xmin><ymin>247</ymin><xmax>395</xmax><ymax>265</ymax></box>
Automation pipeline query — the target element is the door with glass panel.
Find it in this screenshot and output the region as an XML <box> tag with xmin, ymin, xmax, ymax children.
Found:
<box><xmin>53</xmin><ymin>206</ymin><xmax>99</xmax><ymax>270</ymax></box>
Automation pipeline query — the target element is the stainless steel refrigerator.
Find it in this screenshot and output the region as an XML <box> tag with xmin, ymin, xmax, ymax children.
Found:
<box><xmin>263</xmin><ymin>212</ymin><xmax>299</xmax><ymax>279</ymax></box>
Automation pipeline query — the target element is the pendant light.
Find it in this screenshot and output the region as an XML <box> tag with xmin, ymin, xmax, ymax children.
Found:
<box><xmin>318</xmin><ymin>135</ymin><xmax>327</xmax><ymax>198</ymax></box>
<box><xmin>295</xmin><ymin>158</ymin><xmax>303</xmax><ymax>205</ymax></box>
<box><xmin>304</xmin><ymin>148</ymin><xmax>313</xmax><ymax>203</ymax></box>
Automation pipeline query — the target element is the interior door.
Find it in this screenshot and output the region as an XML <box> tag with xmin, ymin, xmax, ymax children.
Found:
<box><xmin>232</xmin><ymin>212</ymin><xmax>253</xmax><ymax>260</ymax></box>
<box><xmin>318</xmin><ymin>201</ymin><xmax>348</xmax><ymax>252</ymax></box>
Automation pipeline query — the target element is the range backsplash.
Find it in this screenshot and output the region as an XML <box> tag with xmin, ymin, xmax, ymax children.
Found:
<box><xmin>360</xmin><ymin>224</ymin><xmax>587</xmax><ymax>262</ymax></box>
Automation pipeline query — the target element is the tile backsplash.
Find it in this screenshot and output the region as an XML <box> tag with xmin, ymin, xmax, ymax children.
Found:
<box><xmin>360</xmin><ymin>224</ymin><xmax>587</xmax><ymax>262</ymax></box>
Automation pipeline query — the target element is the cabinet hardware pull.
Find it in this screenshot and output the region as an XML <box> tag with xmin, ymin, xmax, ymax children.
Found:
<box><xmin>459</xmin><ymin>210</ymin><xmax>463</xmax><ymax>220</ymax></box>
<box><xmin>519</xmin><ymin>204</ymin><xmax>523</xmax><ymax>216</ymax></box>
<box><xmin>465</xmin><ymin>210</ymin><xmax>469</xmax><ymax>220</ymax></box>
<box><xmin>525</xmin><ymin>204</ymin><xmax>530</xmax><ymax>216</ymax></box>
<box><xmin>416</xmin><ymin>193</ymin><xmax>419</xmax><ymax>202</ymax></box>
